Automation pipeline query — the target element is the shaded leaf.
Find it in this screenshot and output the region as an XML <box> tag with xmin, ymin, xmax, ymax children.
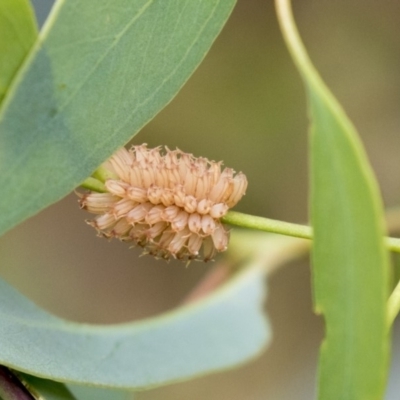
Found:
<box><xmin>0</xmin><ymin>0</ymin><xmax>236</xmax><ymax>236</ymax></box>
<box><xmin>0</xmin><ymin>0</ymin><xmax>37</xmax><ymax>104</ymax></box>
<box><xmin>276</xmin><ymin>1</ymin><xmax>390</xmax><ymax>399</ymax></box>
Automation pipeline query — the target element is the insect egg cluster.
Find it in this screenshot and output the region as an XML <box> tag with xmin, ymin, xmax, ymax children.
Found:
<box><xmin>80</xmin><ymin>145</ymin><xmax>247</xmax><ymax>262</ymax></box>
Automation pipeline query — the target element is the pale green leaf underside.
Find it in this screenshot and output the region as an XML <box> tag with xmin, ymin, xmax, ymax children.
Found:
<box><xmin>0</xmin><ymin>0</ymin><xmax>37</xmax><ymax>104</ymax></box>
<box><xmin>0</xmin><ymin>0</ymin><xmax>236</xmax><ymax>236</ymax></box>
<box><xmin>276</xmin><ymin>1</ymin><xmax>390</xmax><ymax>399</ymax></box>
<box><xmin>0</xmin><ymin>267</ymin><xmax>269</xmax><ymax>390</ymax></box>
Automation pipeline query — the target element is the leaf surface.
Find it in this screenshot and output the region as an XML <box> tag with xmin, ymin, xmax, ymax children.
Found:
<box><xmin>0</xmin><ymin>0</ymin><xmax>235</xmax><ymax>236</ymax></box>
<box><xmin>0</xmin><ymin>266</ymin><xmax>269</xmax><ymax>389</ymax></box>
<box><xmin>276</xmin><ymin>1</ymin><xmax>390</xmax><ymax>399</ymax></box>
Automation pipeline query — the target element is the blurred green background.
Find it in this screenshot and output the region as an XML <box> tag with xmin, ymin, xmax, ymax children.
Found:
<box><xmin>1</xmin><ymin>0</ymin><xmax>400</xmax><ymax>398</ymax></box>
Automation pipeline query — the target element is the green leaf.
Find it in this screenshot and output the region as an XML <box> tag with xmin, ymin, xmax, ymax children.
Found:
<box><xmin>0</xmin><ymin>0</ymin><xmax>37</xmax><ymax>104</ymax></box>
<box><xmin>0</xmin><ymin>0</ymin><xmax>236</xmax><ymax>236</ymax></box>
<box><xmin>0</xmin><ymin>267</ymin><xmax>269</xmax><ymax>390</ymax></box>
<box><xmin>276</xmin><ymin>1</ymin><xmax>390</xmax><ymax>400</ymax></box>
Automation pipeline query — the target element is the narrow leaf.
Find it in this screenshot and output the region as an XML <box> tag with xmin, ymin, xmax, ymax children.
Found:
<box><xmin>0</xmin><ymin>0</ymin><xmax>236</xmax><ymax>236</ymax></box>
<box><xmin>0</xmin><ymin>267</ymin><xmax>269</xmax><ymax>390</ymax></box>
<box><xmin>276</xmin><ymin>1</ymin><xmax>390</xmax><ymax>399</ymax></box>
<box><xmin>0</xmin><ymin>0</ymin><xmax>37</xmax><ymax>104</ymax></box>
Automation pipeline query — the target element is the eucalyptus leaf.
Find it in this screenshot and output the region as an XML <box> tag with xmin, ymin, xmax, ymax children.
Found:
<box><xmin>0</xmin><ymin>0</ymin><xmax>37</xmax><ymax>104</ymax></box>
<box><xmin>0</xmin><ymin>266</ymin><xmax>269</xmax><ymax>390</ymax></box>
<box><xmin>276</xmin><ymin>1</ymin><xmax>390</xmax><ymax>399</ymax></box>
<box><xmin>0</xmin><ymin>0</ymin><xmax>236</xmax><ymax>236</ymax></box>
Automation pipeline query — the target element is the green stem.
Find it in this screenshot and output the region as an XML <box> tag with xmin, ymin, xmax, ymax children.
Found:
<box><xmin>92</xmin><ymin>165</ymin><xmax>118</xmax><ymax>183</ymax></box>
<box><xmin>275</xmin><ymin>0</ymin><xmax>326</xmax><ymax>93</ymax></box>
<box><xmin>222</xmin><ymin>211</ymin><xmax>400</xmax><ymax>254</ymax></box>
<box><xmin>388</xmin><ymin>281</ymin><xmax>400</xmax><ymax>326</ymax></box>
<box><xmin>222</xmin><ymin>211</ymin><xmax>311</xmax><ymax>240</ymax></box>
<box><xmin>80</xmin><ymin>165</ymin><xmax>118</xmax><ymax>192</ymax></box>
<box><xmin>80</xmin><ymin>177</ymin><xmax>106</xmax><ymax>193</ymax></box>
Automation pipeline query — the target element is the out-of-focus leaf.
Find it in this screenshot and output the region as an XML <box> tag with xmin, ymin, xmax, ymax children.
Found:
<box><xmin>276</xmin><ymin>1</ymin><xmax>390</xmax><ymax>399</ymax></box>
<box><xmin>0</xmin><ymin>266</ymin><xmax>269</xmax><ymax>390</ymax></box>
<box><xmin>0</xmin><ymin>0</ymin><xmax>37</xmax><ymax>104</ymax></box>
<box><xmin>0</xmin><ymin>0</ymin><xmax>236</xmax><ymax>236</ymax></box>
